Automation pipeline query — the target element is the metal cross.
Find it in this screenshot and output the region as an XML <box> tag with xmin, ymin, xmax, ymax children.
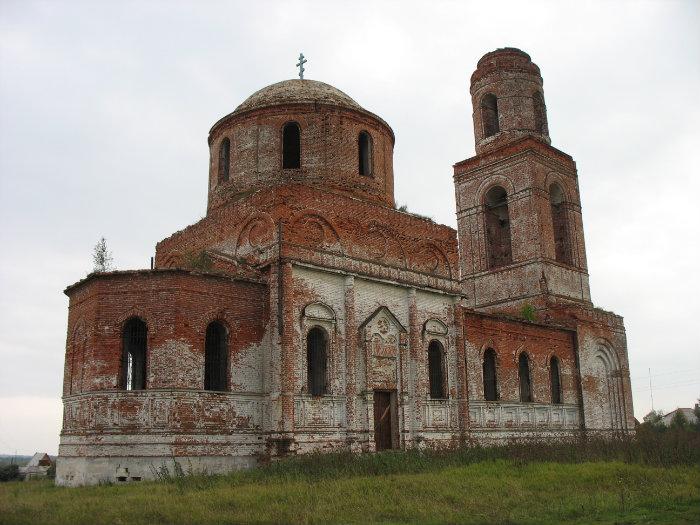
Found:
<box><xmin>296</xmin><ymin>53</ymin><xmax>307</xmax><ymax>79</ymax></box>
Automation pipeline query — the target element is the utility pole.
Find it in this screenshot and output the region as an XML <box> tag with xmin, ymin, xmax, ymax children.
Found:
<box><xmin>649</xmin><ymin>368</ymin><xmax>654</xmax><ymax>411</ymax></box>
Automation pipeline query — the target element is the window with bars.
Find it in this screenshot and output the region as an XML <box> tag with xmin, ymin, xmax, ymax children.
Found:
<box><xmin>549</xmin><ymin>183</ymin><xmax>573</xmax><ymax>266</ymax></box>
<box><xmin>484</xmin><ymin>186</ymin><xmax>513</xmax><ymax>268</ymax></box>
<box><xmin>483</xmin><ymin>348</ymin><xmax>498</xmax><ymax>401</ymax></box>
<box><xmin>122</xmin><ymin>318</ymin><xmax>147</xmax><ymax>390</ymax></box>
<box><xmin>550</xmin><ymin>356</ymin><xmax>562</xmax><ymax>404</ymax></box>
<box><xmin>519</xmin><ymin>352</ymin><xmax>533</xmax><ymax>402</ymax></box>
<box><xmin>205</xmin><ymin>321</ymin><xmax>228</xmax><ymax>391</ymax></box>
<box><xmin>307</xmin><ymin>327</ymin><xmax>327</xmax><ymax>396</ymax></box>
<box><xmin>428</xmin><ymin>340</ymin><xmax>446</xmax><ymax>399</ymax></box>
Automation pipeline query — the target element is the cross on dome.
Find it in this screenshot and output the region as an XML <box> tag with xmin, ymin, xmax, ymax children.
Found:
<box><xmin>296</xmin><ymin>53</ymin><xmax>307</xmax><ymax>79</ymax></box>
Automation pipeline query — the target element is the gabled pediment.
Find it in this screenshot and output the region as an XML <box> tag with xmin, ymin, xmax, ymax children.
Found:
<box><xmin>359</xmin><ymin>306</ymin><xmax>407</xmax><ymax>341</ymax></box>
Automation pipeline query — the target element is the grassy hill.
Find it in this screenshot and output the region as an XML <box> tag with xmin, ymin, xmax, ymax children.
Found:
<box><xmin>1</xmin><ymin>432</ymin><xmax>699</xmax><ymax>525</ymax></box>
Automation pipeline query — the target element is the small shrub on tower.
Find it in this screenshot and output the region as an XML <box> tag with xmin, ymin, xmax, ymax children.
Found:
<box><xmin>92</xmin><ymin>236</ymin><xmax>114</xmax><ymax>273</ymax></box>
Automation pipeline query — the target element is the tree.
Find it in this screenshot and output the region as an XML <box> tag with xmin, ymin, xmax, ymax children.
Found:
<box><xmin>0</xmin><ymin>464</ymin><xmax>20</xmax><ymax>482</ymax></box>
<box><xmin>640</xmin><ymin>410</ymin><xmax>666</xmax><ymax>433</ymax></box>
<box><xmin>669</xmin><ymin>410</ymin><xmax>689</xmax><ymax>430</ymax></box>
<box><xmin>92</xmin><ymin>237</ymin><xmax>114</xmax><ymax>273</ymax></box>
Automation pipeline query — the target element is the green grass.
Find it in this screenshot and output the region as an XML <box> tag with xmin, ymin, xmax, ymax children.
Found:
<box><xmin>1</xmin><ymin>451</ymin><xmax>699</xmax><ymax>525</ymax></box>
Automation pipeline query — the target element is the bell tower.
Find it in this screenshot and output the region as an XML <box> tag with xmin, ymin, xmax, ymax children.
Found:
<box><xmin>454</xmin><ymin>48</ymin><xmax>591</xmax><ymax>314</ymax></box>
<box><xmin>471</xmin><ymin>48</ymin><xmax>550</xmax><ymax>154</ymax></box>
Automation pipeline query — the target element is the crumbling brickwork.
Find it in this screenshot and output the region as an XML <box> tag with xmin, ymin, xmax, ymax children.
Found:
<box><xmin>57</xmin><ymin>48</ymin><xmax>634</xmax><ymax>486</ymax></box>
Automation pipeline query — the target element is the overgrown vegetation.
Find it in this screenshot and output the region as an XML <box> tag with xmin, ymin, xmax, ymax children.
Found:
<box><xmin>0</xmin><ymin>465</ymin><xmax>20</xmax><ymax>483</ymax></box>
<box><xmin>184</xmin><ymin>250</ymin><xmax>213</xmax><ymax>271</ymax></box>
<box><xmin>520</xmin><ymin>302</ymin><xmax>537</xmax><ymax>322</ymax></box>
<box><xmin>642</xmin><ymin>402</ymin><xmax>700</xmax><ymax>434</ymax></box>
<box><xmin>1</xmin><ymin>432</ymin><xmax>699</xmax><ymax>524</ymax></box>
<box><xmin>91</xmin><ymin>236</ymin><xmax>113</xmax><ymax>273</ymax></box>
<box><xmin>395</xmin><ymin>203</ymin><xmax>435</xmax><ymax>223</ymax></box>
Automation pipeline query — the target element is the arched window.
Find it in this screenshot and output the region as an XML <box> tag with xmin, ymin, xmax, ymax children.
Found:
<box><xmin>518</xmin><ymin>352</ymin><xmax>532</xmax><ymax>402</ymax></box>
<box><xmin>481</xmin><ymin>94</ymin><xmax>499</xmax><ymax>138</ymax></box>
<box><xmin>484</xmin><ymin>186</ymin><xmax>513</xmax><ymax>268</ymax></box>
<box><xmin>121</xmin><ymin>318</ymin><xmax>147</xmax><ymax>390</ymax></box>
<box><xmin>307</xmin><ymin>327</ymin><xmax>327</xmax><ymax>396</ymax></box>
<box><xmin>358</xmin><ymin>131</ymin><xmax>372</xmax><ymax>176</ymax></box>
<box><xmin>549</xmin><ymin>183</ymin><xmax>573</xmax><ymax>266</ymax></box>
<box><xmin>282</xmin><ymin>122</ymin><xmax>301</xmax><ymax>169</ymax></box>
<box><xmin>218</xmin><ymin>137</ymin><xmax>230</xmax><ymax>183</ymax></box>
<box><xmin>533</xmin><ymin>91</ymin><xmax>547</xmax><ymax>135</ymax></box>
<box><xmin>483</xmin><ymin>348</ymin><xmax>498</xmax><ymax>401</ymax></box>
<box><xmin>428</xmin><ymin>340</ymin><xmax>446</xmax><ymax>399</ymax></box>
<box><xmin>550</xmin><ymin>356</ymin><xmax>562</xmax><ymax>404</ymax></box>
<box><xmin>205</xmin><ymin>321</ymin><xmax>228</xmax><ymax>391</ymax></box>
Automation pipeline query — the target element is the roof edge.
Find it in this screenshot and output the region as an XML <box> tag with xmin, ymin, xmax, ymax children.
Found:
<box><xmin>64</xmin><ymin>268</ymin><xmax>265</xmax><ymax>296</ymax></box>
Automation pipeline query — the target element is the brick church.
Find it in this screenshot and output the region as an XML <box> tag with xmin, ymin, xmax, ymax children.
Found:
<box><xmin>57</xmin><ymin>48</ymin><xmax>634</xmax><ymax>486</ymax></box>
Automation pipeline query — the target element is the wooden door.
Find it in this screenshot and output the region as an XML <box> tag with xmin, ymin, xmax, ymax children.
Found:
<box><xmin>374</xmin><ymin>391</ymin><xmax>394</xmax><ymax>451</ymax></box>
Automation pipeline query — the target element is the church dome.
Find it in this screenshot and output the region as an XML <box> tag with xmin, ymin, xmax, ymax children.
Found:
<box><xmin>233</xmin><ymin>79</ymin><xmax>364</xmax><ymax>115</ymax></box>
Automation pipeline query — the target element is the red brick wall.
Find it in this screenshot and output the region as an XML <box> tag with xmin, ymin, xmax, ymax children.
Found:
<box><xmin>207</xmin><ymin>104</ymin><xmax>395</xmax><ymax>211</ymax></box>
<box><xmin>454</xmin><ymin>139</ymin><xmax>591</xmax><ymax>311</ymax></box>
<box><xmin>63</xmin><ymin>270</ymin><xmax>267</xmax><ymax>395</ymax></box>
<box><xmin>156</xmin><ymin>184</ymin><xmax>459</xmax><ymax>291</ymax></box>
<box><xmin>463</xmin><ymin>311</ymin><xmax>580</xmax><ymax>406</ymax></box>
<box><xmin>470</xmin><ymin>48</ymin><xmax>551</xmax><ymax>154</ymax></box>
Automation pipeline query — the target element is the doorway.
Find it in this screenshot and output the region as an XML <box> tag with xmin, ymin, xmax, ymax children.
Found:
<box><xmin>373</xmin><ymin>390</ymin><xmax>397</xmax><ymax>451</ymax></box>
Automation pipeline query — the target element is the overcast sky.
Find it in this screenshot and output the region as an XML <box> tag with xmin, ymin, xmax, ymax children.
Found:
<box><xmin>1</xmin><ymin>1</ymin><xmax>698</xmax><ymax>455</ymax></box>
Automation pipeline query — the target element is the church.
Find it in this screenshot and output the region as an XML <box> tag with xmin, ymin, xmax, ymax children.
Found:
<box><xmin>56</xmin><ymin>48</ymin><xmax>635</xmax><ymax>486</ymax></box>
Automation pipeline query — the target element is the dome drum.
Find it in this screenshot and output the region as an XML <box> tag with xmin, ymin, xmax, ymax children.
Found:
<box><xmin>207</xmin><ymin>80</ymin><xmax>395</xmax><ymax>211</ymax></box>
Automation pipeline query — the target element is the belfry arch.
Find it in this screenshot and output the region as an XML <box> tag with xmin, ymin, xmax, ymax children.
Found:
<box><xmin>484</xmin><ymin>185</ymin><xmax>513</xmax><ymax>268</ymax></box>
<box><xmin>549</xmin><ymin>183</ymin><xmax>573</xmax><ymax>265</ymax></box>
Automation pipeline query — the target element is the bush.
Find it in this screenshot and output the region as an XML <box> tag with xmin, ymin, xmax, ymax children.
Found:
<box><xmin>246</xmin><ymin>429</ymin><xmax>700</xmax><ymax>484</ymax></box>
<box><xmin>638</xmin><ymin>405</ymin><xmax>700</xmax><ymax>434</ymax></box>
<box><xmin>0</xmin><ymin>464</ymin><xmax>20</xmax><ymax>482</ymax></box>
<box><xmin>670</xmin><ymin>410</ymin><xmax>690</xmax><ymax>430</ymax></box>
<box><xmin>520</xmin><ymin>303</ymin><xmax>537</xmax><ymax>322</ymax></box>
<box><xmin>184</xmin><ymin>251</ymin><xmax>213</xmax><ymax>271</ymax></box>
